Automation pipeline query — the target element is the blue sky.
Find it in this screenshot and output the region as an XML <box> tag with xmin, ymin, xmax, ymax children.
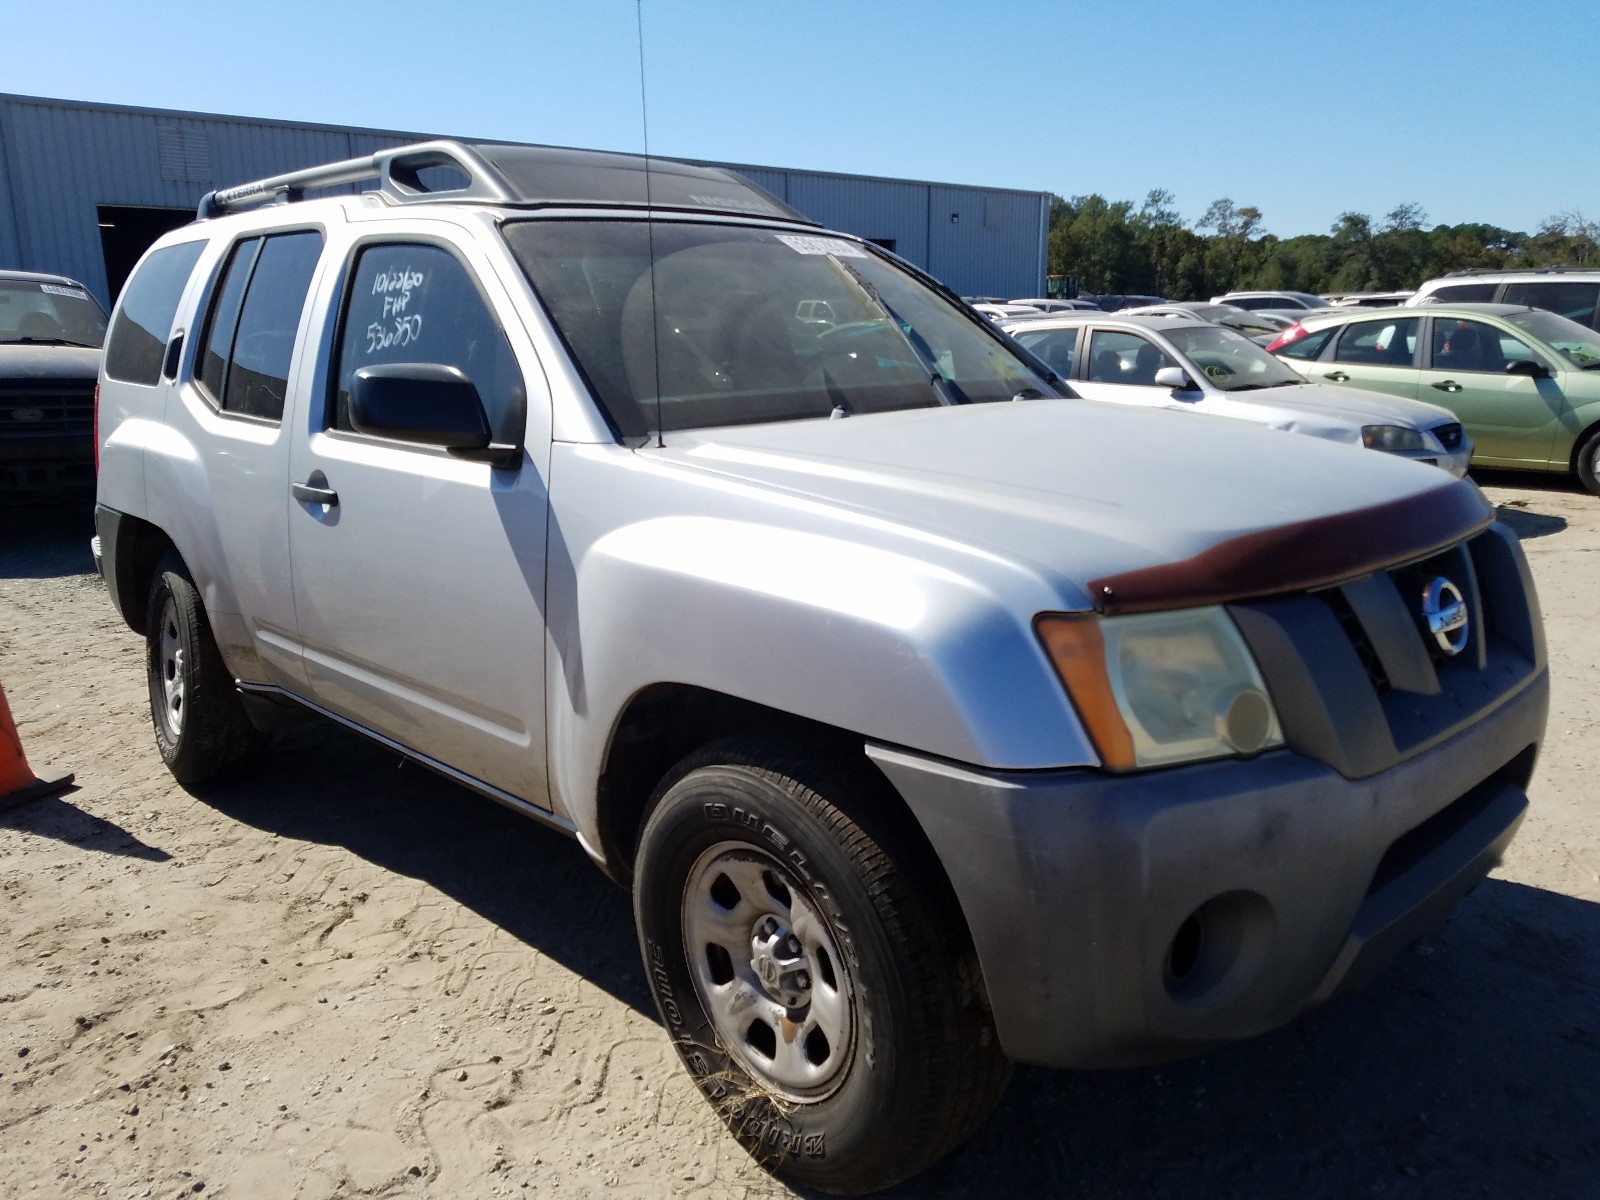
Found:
<box><xmin>6</xmin><ymin>0</ymin><xmax>1595</xmax><ymax>238</ymax></box>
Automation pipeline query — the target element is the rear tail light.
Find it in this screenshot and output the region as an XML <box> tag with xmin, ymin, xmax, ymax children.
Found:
<box><xmin>93</xmin><ymin>382</ymin><xmax>100</xmax><ymax>474</ymax></box>
<box><xmin>1264</xmin><ymin>322</ymin><xmax>1307</xmax><ymax>353</ymax></box>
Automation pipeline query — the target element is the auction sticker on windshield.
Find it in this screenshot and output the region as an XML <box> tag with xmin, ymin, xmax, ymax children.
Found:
<box><xmin>776</xmin><ymin>234</ymin><xmax>868</xmax><ymax>258</ymax></box>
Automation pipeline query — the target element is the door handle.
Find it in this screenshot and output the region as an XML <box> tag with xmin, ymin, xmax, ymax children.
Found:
<box><xmin>1431</xmin><ymin>380</ymin><xmax>1463</xmax><ymax>393</ymax></box>
<box><xmin>292</xmin><ymin>472</ymin><xmax>338</xmax><ymax>507</ymax></box>
<box><xmin>1324</xmin><ymin>370</ymin><xmax>1350</xmax><ymax>383</ymax></box>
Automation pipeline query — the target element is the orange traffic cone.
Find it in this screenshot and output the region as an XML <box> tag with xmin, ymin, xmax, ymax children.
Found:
<box><xmin>0</xmin><ymin>678</ymin><xmax>73</xmax><ymax>813</ymax></box>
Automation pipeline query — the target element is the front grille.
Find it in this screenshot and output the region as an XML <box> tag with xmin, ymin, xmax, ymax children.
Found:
<box><xmin>1433</xmin><ymin>422</ymin><xmax>1464</xmax><ymax>451</ymax></box>
<box><xmin>1318</xmin><ymin>587</ymin><xmax>1391</xmax><ymax>693</ymax></box>
<box><xmin>0</xmin><ymin>386</ymin><xmax>95</xmax><ymax>438</ymax></box>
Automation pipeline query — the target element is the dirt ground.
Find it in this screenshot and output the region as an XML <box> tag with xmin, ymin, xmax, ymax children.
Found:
<box><xmin>1</xmin><ymin>471</ymin><xmax>1596</xmax><ymax>1200</ymax></box>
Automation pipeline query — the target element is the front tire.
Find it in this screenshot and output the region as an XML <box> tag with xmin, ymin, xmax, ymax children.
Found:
<box><xmin>1575</xmin><ymin>427</ymin><xmax>1600</xmax><ymax>495</ymax></box>
<box><xmin>633</xmin><ymin>732</ymin><xmax>1009</xmax><ymax>1195</ymax></box>
<box><xmin>144</xmin><ymin>554</ymin><xmax>268</xmax><ymax>784</ymax></box>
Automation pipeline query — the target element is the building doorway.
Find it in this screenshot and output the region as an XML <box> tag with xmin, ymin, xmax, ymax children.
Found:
<box><xmin>97</xmin><ymin>205</ymin><xmax>195</xmax><ymax>303</ymax></box>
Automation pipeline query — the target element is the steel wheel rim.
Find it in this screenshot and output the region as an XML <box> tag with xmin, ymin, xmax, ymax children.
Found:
<box><xmin>158</xmin><ymin>596</ymin><xmax>185</xmax><ymax>737</ymax></box>
<box><xmin>681</xmin><ymin>841</ymin><xmax>856</xmax><ymax>1101</ymax></box>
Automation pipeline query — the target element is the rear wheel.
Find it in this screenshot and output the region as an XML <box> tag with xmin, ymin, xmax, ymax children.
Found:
<box><xmin>633</xmin><ymin>732</ymin><xmax>1009</xmax><ymax>1195</ymax></box>
<box><xmin>1575</xmin><ymin>427</ymin><xmax>1600</xmax><ymax>495</ymax></box>
<box><xmin>144</xmin><ymin>554</ymin><xmax>268</xmax><ymax>784</ymax></box>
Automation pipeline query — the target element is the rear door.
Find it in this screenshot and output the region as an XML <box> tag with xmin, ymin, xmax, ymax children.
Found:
<box><xmin>285</xmin><ymin>223</ymin><xmax>553</xmax><ymax>805</ymax></box>
<box><xmin>1314</xmin><ymin>314</ymin><xmax>1422</xmax><ymax>402</ymax></box>
<box><xmin>1419</xmin><ymin>315</ymin><xmax>1567</xmax><ymax>465</ymax></box>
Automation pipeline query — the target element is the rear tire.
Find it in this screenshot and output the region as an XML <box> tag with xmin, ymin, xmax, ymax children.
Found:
<box><xmin>144</xmin><ymin>554</ymin><xmax>268</xmax><ymax>784</ymax></box>
<box><xmin>1575</xmin><ymin>427</ymin><xmax>1600</xmax><ymax>495</ymax></box>
<box><xmin>633</xmin><ymin>731</ymin><xmax>1010</xmax><ymax>1195</ymax></box>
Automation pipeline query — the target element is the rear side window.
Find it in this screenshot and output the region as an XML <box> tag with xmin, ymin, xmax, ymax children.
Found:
<box><xmin>1331</xmin><ymin>317</ymin><xmax>1418</xmax><ymax>366</ymax></box>
<box><xmin>1276</xmin><ymin>327</ymin><xmax>1334</xmax><ymax>360</ymax></box>
<box><xmin>1501</xmin><ymin>281</ymin><xmax>1600</xmax><ymax>329</ymax></box>
<box><xmin>1424</xmin><ymin>283</ymin><xmax>1497</xmax><ymax>303</ymax></box>
<box><xmin>195</xmin><ymin>231</ymin><xmax>324</xmax><ymax>421</ymax></box>
<box><xmin>331</xmin><ymin>242</ymin><xmax>524</xmax><ymax>439</ymax></box>
<box><xmin>104</xmin><ymin>241</ymin><xmax>205</xmax><ymax>385</ymax></box>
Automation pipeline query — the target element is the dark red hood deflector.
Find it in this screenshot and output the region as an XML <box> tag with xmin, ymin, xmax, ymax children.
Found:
<box><xmin>1087</xmin><ymin>477</ymin><xmax>1495</xmax><ymax>615</ymax></box>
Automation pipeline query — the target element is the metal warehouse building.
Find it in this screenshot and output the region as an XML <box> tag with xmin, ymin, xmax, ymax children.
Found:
<box><xmin>0</xmin><ymin>93</ymin><xmax>1049</xmax><ymax>308</ymax></box>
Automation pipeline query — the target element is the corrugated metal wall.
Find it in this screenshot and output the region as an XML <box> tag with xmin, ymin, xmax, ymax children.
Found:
<box><xmin>0</xmin><ymin>94</ymin><xmax>1047</xmax><ymax>304</ymax></box>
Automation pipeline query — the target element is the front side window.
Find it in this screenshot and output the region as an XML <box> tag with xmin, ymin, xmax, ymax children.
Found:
<box><xmin>1501</xmin><ymin>280</ymin><xmax>1600</xmax><ymax>328</ymax></box>
<box><xmin>504</xmin><ymin>220</ymin><xmax>1055</xmax><ymax>436</ymax></box>
<box><xmin>1332</xmin><ymin>317</ymin><xmax>1418</xmax><ymax>366</ymax></box>
<box><xmin>1505</xmin><ymin>309</ymin><xmax>1600</xmax><ymax>368</ymax></box>
<box><xmin>1086</xmin><ymin>329</ymin><xmax>1176</xmax><ymax>384</ymax></box>
<box><xmin>195</xmin><ymin>230</ymin><xmax>324</xmax><ymax>421</ymax></box>
<box><xmin>103</xmin><ymin>242</ymin><xmax>204</xmax><ymax>385</ymax></box>
<box><xmin>332</xmin><ymin>242</ymin><xmax>524</xmax><ymax>439</ymax></box>
<box><xmin>1161</xmin><ymin>325</ymin><xmax>1304</xmax><ymax>391</ymax></box>
<box><xmin>1430</xmin><ymin>318</ymin><xmax>1535</xmax><ymax>374</ymax></box>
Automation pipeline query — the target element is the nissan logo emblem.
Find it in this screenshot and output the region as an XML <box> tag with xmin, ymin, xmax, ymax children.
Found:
<box><xmin>1422</xmin><ymin>577</ymin><xmax>1469</xmax><ymax>656</ymax></box>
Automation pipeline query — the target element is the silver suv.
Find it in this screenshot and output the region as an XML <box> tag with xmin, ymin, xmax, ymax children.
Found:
<box><xmin>1408</xmin><ymin>267</ymin><xmax>1600</xmax><ymax>331</ymax></box>
<box><xmin>93</xmin><ymin>141</ymin><xmax>1548</xmax><ymax>1195</ymax></box>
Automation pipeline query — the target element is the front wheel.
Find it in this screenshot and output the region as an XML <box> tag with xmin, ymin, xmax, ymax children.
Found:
<box><xmin>144</xmin><ymin>554</ymin><xmax>268</xmax><ymax>784</ymax></box>
<box><xmin>633</xmin><ymin>733</ymin><xmax>1010</xmax><ymax>1195</ymax></box>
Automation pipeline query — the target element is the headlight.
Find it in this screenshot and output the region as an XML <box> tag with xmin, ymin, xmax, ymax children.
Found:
<box><xmin>1036</xmin><ymin>607</ymin><xmax>1284</xmax><ymax>771</ymax></box>
<box><xmin>1362</xmin><ymin>424</ymin><xmax>1426</xmax><ymax>452</ymax></box>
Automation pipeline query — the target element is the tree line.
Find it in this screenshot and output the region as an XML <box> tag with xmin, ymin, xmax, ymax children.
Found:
<box><xmin>1048</xmin><ymin>190</ymin><xmax>1599</xmax><ymax>301</ymax></box>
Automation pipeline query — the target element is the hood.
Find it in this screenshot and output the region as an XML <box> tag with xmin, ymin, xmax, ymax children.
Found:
<box><xmin>653</xmin><ymin>398</ymin><xmax>1490</xmax><ymax>613</ymax></box>
<box><xmin>1252</xmin><ymin>381</ymin><xmax>1459</xmax><ymax>429</ymax></box>
<box><xmin>0</xmin><ymin>344</ymin><xmax>102</xmax><ymax>382</ymax></box>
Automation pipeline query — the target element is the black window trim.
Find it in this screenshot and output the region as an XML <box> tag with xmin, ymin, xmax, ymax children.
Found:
<box><xmin>321</xmin><ymin>230</ymin><xmax>529</xmax><ymax>457</ymax></box>
<box><xmin>187</xmin><ymin>223</ymin><xmax>327</xmax><ymax>426</ymax></box>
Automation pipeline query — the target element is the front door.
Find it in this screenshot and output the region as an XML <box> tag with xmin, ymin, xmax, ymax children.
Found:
<box><xmin>1420</xmin><ymin>315</ymin><xmax>1567</xmax><ymax>466</ymax></box>
<box><xmin>286</xmin><ymin>231</ymin><xmax>551</xmax><ymax>804</ymax></box>
<box><xmin>1075</xmin><ymin>327</ymin><xmax>1185</xmax><ymax>409</ymax></box>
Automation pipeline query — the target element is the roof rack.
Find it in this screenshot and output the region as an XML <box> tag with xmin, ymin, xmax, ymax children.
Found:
<box><xmin>196</xmin><ymin>139</ymin><xmax>812</xmax><ymax>225</ymax></box>
<box><xmin>1444</xmin><ymin>265</ymin><xmax>1596</xmax><ymax>277</ymax></box>
<box><xmin>197</xmin><ymin>141</ymin><xmax>514</xmax><ymax>218</ymax></box>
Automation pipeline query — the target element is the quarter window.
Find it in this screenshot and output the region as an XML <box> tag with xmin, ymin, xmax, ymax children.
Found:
<box><xmin>332</xmin><ymin>243</ymin><xmax>524</xmax><ymax>440</ymax></box>
<box><xmin>195</xmin><ymin>230</ymin><xmax>324</xmax><ymax>421</ymax></box>
<box><xmin>1425</xmin><ymin>283</ymin><xmax>1497</xmax><ymax>303</ymax></box>
<box><xmin>1430</xmin><ymin>318</ymin><xmax>1536</xmax><ymax>373</ymax></box>
<box><xmin>1086</xmin><ymin>330</ymin><xmax>1176</xmax><ymax>384</ymax></box>
<box><xmin>104</xmin><ymin>241</ymin><xmax>205</xmax><ymax>385</ymax></box>
<box><xmin>1331</xmin><ymin>317</ymin><xmax>1418</xmax><ymax>366</ymax></box>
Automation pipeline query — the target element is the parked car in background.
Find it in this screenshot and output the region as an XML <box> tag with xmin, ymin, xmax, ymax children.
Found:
<box><xmin>1407</xmin><ymin>268</ymin><xmax>1600</xmax><ymax>332</ymax></box>
<box><xmin>1009</xmin><ymin>298</ymin><xmax>1100</xmax><ymax>312</ymax></box>
<box><xmin>1123</xmin><ymin>302</ymin><xmax>1288</xmax><ymax>341</ymax></box>
<box><xmin>1211</xmin><ymin>290</ymin><xmax>1332</xmax><ymax>311</ymax></box>
<box><xmin>1327</xmin><ymin>290</ymin><xmax>1414</xmax><ymax>308</ymax></box>
<box><xmin>0</xmin><ymin>269</ymin><xmax>109</xmax><ymax>497</ymax></box>
<box><xmin>1266</xmin><ymin>303</ymin><xmax>1600</xmax><ymax>490</ymax></box>
<box><xmin>971</xmin><ymin>302</ymin><xmax>1049</xmax><ymax>322</ymax></box>
<box><xmin>1001</xmin><ymin>312</ymin><xmax>1471</xmax><ymax>474</ymax></box>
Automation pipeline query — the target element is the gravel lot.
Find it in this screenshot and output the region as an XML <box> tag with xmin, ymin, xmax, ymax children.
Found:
<box><xmin>2</xmin><ymin>473</ymin><xmax>1597</xmax><ymax>1200</ymax></box>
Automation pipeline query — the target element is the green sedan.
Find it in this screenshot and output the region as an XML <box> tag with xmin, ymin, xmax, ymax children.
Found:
<box><xmin>1266</xmin><ymin>303</ymin><xmax>1600</xmax><ymax>492</ymax></box>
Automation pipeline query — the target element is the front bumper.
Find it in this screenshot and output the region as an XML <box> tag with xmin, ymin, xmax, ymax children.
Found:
<box><xmin>867</xmin><ymin>665</ymin><xmax>1546</xmax><ymax>1069</ymax></box>
<box><xmin>1393</xmin><ymin>437</ymin><xmax>1473</xmax><ymax>478</ymax></box>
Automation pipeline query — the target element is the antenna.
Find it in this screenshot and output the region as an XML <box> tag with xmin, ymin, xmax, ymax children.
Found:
<box><xmin>636</xmin><ymin>0</ymin><xmax>665</xmax><ymax>448</ymax></box>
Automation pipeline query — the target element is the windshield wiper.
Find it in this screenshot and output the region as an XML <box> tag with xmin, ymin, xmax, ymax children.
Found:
<box><xmin>834</xmin><ymin>261</ymin><xmax>971</xmax><ymax>407</ymax></box>
<box><xmin>6</xmin><ymin>336</ymin><xmax>99</xmax><ymax>348</ymax></box>
<box><xmin>1228</xmin><ymin>380</ymin><xmax>1298</xmax><ymax>391</ymax></box>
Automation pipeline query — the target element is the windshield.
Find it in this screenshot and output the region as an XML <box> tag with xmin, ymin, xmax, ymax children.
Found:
<box><xmin>0</xmin><ymin>278</ymin><xmax>107</xmax><ymax>347</ymax></box>
<box><xmin>1162</xmin><ymin>324</ymin><xmax>1305</xmax><ymax>390</ymax></box>
<box><xmin>1505</xmin><ymin>308</ymin><xmax>1600</xmax><ymax>367</ymax></box>
<box><xmin>504</xmin><ymin>220</ymin><xmax>1056</xmax><ymax>436</ymax></box>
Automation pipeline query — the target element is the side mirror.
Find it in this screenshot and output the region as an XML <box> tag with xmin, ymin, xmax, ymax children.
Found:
<box><xmin>1505</xmin><ymin>358</ymin><xmax>1550</xmax><ymax>379</ymax></box>
<box><xmin>350</xmin><ymin>364</ymin><xmax>518</xmax><ymax>465</ymax></box>
<box><xmin>1153</xmin><ymin>365</ymin><xmax>1196</xmax><ymax>390</ymax></box>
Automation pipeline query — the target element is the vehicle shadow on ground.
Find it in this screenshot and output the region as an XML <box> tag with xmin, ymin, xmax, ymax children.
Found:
<box><xmin>188</xmin><ymin>718</ymin><xmax>653</xmax><ymax>1017</ymax></box>
<box><xmin>0</xmin><ymin>497</ymin><xmax>97</xmax><ymax>578</ymax></box>
<box><xmin>908</xmin><ymin>877</ymin><xmax>1600</xmax><ymax>1200</ymax></box>
<box><xmin>192</xmin><ymin>720</ymin><xmax>1600</xmax><ymax>1199</ymax></box>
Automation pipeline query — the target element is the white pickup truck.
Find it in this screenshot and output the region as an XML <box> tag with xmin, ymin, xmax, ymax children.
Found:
<box><xmin>94</xmin><ymin>141</ymin><xmax>1547</xmax><ymax>1194</ymax></box>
